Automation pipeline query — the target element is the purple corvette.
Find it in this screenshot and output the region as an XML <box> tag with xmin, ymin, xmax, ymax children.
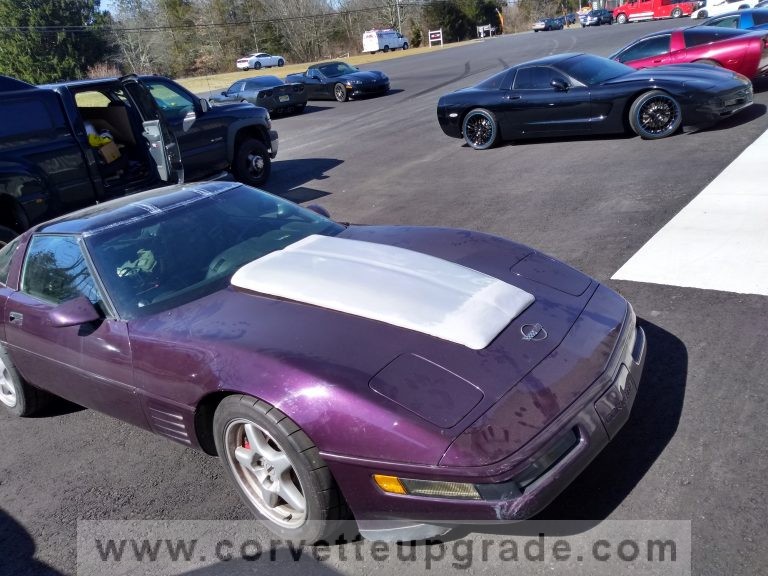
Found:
<box><xmin>0</xmin><ymin>182</ymin><xmax>645</xmax><ymax>541</ymax></box>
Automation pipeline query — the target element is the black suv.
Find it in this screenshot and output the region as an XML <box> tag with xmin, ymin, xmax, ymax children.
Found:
<box><xmin>0</xmin><ymin>74</ymin><xmax>278</xmax><ymax>245</ymax></box>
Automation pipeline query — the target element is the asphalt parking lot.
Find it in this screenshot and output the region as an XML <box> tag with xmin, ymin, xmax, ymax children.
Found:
<box><xmin>2</xmin><ymin>20</ymin><xmax>767</xmax><ymax>576</ymax></box>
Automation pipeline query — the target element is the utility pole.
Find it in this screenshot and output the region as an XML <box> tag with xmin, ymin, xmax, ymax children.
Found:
<box><xmin>396</xmin><ymin>0</ymin><xmax>402</xmax><ymax>31</ymax></box>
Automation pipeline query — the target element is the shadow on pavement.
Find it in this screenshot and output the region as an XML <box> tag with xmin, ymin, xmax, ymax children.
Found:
<box><xmin>0</xmin><ymin>509</ymin><xmax>64</xmax><ymax>576</ymax></box>
<box><xmin>266</xmin><ymin>158</ymin><xmax>343</xmax><ymax>199</ymax></box>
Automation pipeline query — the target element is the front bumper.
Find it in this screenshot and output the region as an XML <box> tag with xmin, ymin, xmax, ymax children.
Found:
<box><xmin>325</xmin><ymin>297</ymin><xmax>647</xmax><ymax>536</ymax></box>
<box><xmin>349</xmin><ymin>82</ymin><xmax>390</xmax><ymax>98</ymax></box>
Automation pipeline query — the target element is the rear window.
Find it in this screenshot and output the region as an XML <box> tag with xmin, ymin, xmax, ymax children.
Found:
<box><xmin>753</xmin><ymin>12</ymin><xmax>768</xmax><ymax>25</ymax></box>
<box><xmin>0</xmin><ymin>99</ymin><xmax>56</xmax><ymax>139</ymax></box>
<box><xmin>683</xmin><ymin>27</ymin><xmax>748</xmax><ymax>47</ymax></box>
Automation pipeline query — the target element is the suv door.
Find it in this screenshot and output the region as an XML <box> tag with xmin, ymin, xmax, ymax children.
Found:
<box><xmin>121</xmin><ymin>76</ymin><xmax>184</xmax><ymax>183</ymax></box>
<box><xmin>137</xmin><ymin>77</ymin><xmax>230</xmax><ymax>181</ymax></box>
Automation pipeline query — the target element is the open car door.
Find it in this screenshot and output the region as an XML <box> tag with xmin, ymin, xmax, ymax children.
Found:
<box><xmin>121</xmin><ymin>75</ymin><xmax>184</xmax><ymax>183</ymax></box>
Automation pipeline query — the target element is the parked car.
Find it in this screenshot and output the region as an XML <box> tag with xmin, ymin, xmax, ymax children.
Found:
<box><xmin>532</xmin><ymin>17</ymin><xmax>564</xmax><ymax>31</ymax></box>
<box><xmin>437</xmin><ymin>52</ymin><xmax>753</xmax><ymax>149</ymax></box>
<box><xmin>566</xmin><ymin>12</ymin><xmax>579</xmax><ymax>24</ymax></box>
<box><xmin>609</xmin><ymin>26</ymin><xmax>768</xmax><ymax>78</ymax></box>
<box><xmin>362</xmin><ymin>29</ymin><xmax>409</xmax><ymax>53</ymax></box>
<box><xmin>236</xmin><ymin>52</ymin><xmax>286</xmax><ymax>71</ymax></box>
<box><xmin>209</xmin><ymin>76</ymin><xmax>308</xmax><ymax>115</ymax></box>
<box><xmin>285</xmin><ymin>61</ymin><xmax>389</xmax><ymax>102</ymax></box>
<box><xmin>698</xmin><ymin>7</ymin><xmax>768</xmax><ymax>28</ymax></box>
<box><xmin>581</xmin><ymin>8</ymin><xmax>614</xmax><ymax>26</ymax></box>
<box><xmin>692</xmin><ymin>0</ymin><xmax>759</xmax><ymax>19</ymax></box>
<box><xmin>0</xmin><ymin>180</ymin><xmax>646</xmax><ymax>542</ymax></box>
<box><xmin>0</xmin><ymin>74</ymin><xmax>277</xmax><ymax>247</ymax></box>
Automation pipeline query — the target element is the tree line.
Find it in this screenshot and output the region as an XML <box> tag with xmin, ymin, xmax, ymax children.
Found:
<box><xmin>0</xmin><ymin>0</ymin><xmax>580</xmax><ymax>84</ymax></box>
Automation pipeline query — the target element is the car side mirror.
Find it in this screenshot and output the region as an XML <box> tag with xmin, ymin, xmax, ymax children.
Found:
<box><xmin>199</xmin><ymin>98</ymin><xmax>210</xmax><ymax>113</ymax></box>
<box><xmin>48</xmin><ymin>296</ymin><xmax>101</xmax><ymax>327</ymax></box>
<box><xmin>221</xmin><ymin>91</ymin><xmax>227</xmax><ymax>96</ymax></box>
<box><xmin>551</xmin><ymin>78</ymin><xmax>569</xmax><ymax>91</ymax></box>
<box><xmin>306</xmin><ymin>204</ymin><xmax>331</xmax><ymax>219</ymax></box>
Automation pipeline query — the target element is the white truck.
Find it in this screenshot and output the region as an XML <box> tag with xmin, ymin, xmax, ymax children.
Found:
<box><xmin>362</xmin><ymin>29</ymin><xmax>409</xmax><ymax>54</ymax></box>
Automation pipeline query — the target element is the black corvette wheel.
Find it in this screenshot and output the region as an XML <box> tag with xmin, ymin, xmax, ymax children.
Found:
<box><xmin>333</xmin><ymin>83</ymin><xmax>348</xmax><ymax>102</ymax></box>
<box><xmin>629</xmin><ymin>91</ymin><xmax>682</xmax><ymax>140</ymax></box>
<box><xmin>213</xmin><ymin>395</ymin><xmax>348</xmax><ymax>541</ymax></box>
<box><xmin>462</xmin><ymin>108</ymin><xmax>499</xmax><ymax>150</ymax></box>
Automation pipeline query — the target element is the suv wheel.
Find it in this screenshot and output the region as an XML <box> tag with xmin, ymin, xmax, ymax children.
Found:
<box><xmin>233</xmin><ymin>139</ymin><xmax>271</xmax><ymax>186</ymax></box>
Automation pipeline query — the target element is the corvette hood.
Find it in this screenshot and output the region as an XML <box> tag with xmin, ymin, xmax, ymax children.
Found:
<box><xmin>338</xmin><ymin>71</ymin><xmax>387</xmax><ymax>83</ymax></box>
<box><xmin>231</xmin><ymin>234</ymin><xmax>535</xmax><ymax>350</ymax></box>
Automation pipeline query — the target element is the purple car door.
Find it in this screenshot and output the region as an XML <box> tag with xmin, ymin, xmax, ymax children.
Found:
<box><xmin>3</xmin><ymin>234</ymin><xmax>145</xmax><ymax>426</ymax></box>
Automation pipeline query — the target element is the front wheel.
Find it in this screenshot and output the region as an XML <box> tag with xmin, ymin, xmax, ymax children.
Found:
<box><xmin>462</xmin><ymin>108</ymin><xmax>499</xmax><ymax>150</ymax></box>
<box><xmin>277</xmin><ymin>59</ymin><xmax>285</xmax><ymax>67</ymax></box>
<box><xmin>616</xmin><ymin>13</ymin><xmax>627</xmax><ymax>23</ymax></box>
<box><xmin>254</xmin><ymin>61</ymin><xmax>262</xmax><ymax>70</ymax></box>
<box><xmin>333</xmin><ymin>83</ymin><xmax>348</xmax><ymax>102</ymax></box>
<box><xmin>671</xmin><ymin>7</ymin><xmax>682</xmax><ymax>17</ymax></box>
<box><xmin>402</xmin><ymin>42</ymin><xmax>408</xmax><ymax>50</ymax></box>
<box><xmin>696</xmin><ymin>10</ymin><xmax>708</xmax><ymax>18</ymax></box>
<box><xmin>213</xmin><ymin>395</ymin><xmax>347</xmax><ymax>541</ymax></box>
<box><xmin>629</xmin><ymin>90</ymin><xmax>682</xmax><ymax>140</ymax></box>
<box><xmin>233</xmin><ymin>138</ymin><xmax>271</xmax><ymax>186</ymax></box>
<box><xmin>0</xmin><ymin>346</ymin><xmax>49</xmax><ymax>416</ymax></box>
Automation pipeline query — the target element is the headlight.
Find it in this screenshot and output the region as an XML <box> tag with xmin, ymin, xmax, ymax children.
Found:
<box><xmin>347</xmin><ymin>80</ymin><xmax>362</xmax><ymax>86</ymax></box>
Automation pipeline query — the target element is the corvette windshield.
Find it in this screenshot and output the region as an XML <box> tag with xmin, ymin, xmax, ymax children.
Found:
<box><xmin>318</xmin><ymin>62</ymin><xmax>356</xmax><ymax>77</ymax></box>
<box><xmin>86</xmin><ymin>185</ymin><xmax>344</xmax><ymax>319</ymax></box>
<box><xmin>557</xmin><ymin>55</ymin><xmax>634</xmax><ymax>85</ymax></box>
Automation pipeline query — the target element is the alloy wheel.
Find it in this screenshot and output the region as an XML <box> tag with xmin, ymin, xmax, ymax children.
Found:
<box><xmin>637</xmin><ymin>95</ymin><xmax>679</xmax><ymax>137</ymax></box>
<box><xmin>0</xmin><ymin>356</ymin><xmax>18</xmax><ymax>408</ymax></box>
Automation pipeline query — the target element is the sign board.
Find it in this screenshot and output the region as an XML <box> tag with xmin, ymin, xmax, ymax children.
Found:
<box><xmin>428</xmin><ymin>29</ymin><xmax>443</xmax><ymax>47</ymax></box>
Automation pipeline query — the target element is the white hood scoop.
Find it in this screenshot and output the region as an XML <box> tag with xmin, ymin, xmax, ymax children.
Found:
<box><xmin>231</xmin><ymin>235</ymin><xmax>534</xmax><ymax>350</ymax></box>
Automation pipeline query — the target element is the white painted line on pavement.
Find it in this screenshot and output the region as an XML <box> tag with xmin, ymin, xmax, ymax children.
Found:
<box><xmin>612</xmin><ymin>127</ymin><xmax>768</xmax><ymax>296</ymax></box>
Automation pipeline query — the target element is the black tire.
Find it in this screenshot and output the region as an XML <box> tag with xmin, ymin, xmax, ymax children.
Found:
<box><xmin>333</xmin><ymin>83</ymin><xmax>348</xmax><ymax>102</ymax></box>
<box><xmin>383</xmin><ymin>45</ymin><xmax>390</xmax><ymax>52</ymax></box>
<box><xmin>671</xmin><ymin>7</ymin><xmax>682</xmax><ymax>17</ymax></box>
<box><xmin>0</xmin><ymin>345</ymin><xmax>48</xmax><ymax>417</ymax></box>
<box><xmin>617</xmin><ymin>13</ymin><xmax>627</xmax><ymax>23</ymax></box>
<box><xmin>629</xmin><ymin>90</ymin><xmax>682</xmax><ymax>140</ymax></box>
<box><xmin>254</xmin><ymin>61</ymin><xmax>262</xmax><ymax>70</ymax></box>
<box><xmin>402</xmin><ymin>42</ymin><xmax>408</xmax><ymax>50</ymax></box>
<box><xmin>462</xmin><ymin>108</ymin><xmax>499</xmax><ymax>150</ymax></box>
<box><xmin>696</xmin><ymin>10</ymin><xmax>708</xmax><ymax>18</ymax></box>
<box><xmin>0</xmin><ymin>225</ymin><xmax>17</xmax><ymax>249</ymax></box>
<box><xmin>277</xmin><ymin>59</ymin><xmax>285</xmax><ymax>67</ymax></box>
<box><xmin>233</xmin><ymin>138</ymin><xmax>271</xmax><ymax>186</ymax></box>
<box><xmin>213</xmin><ymin>395</ymin><xmax>348</xmax><ymax>541</ymax></box>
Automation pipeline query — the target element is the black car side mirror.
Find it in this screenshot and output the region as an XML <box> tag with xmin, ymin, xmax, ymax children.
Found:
<box><xmin>551</xmin><ymin>78</ymin><xmax>569</xmax><ymax>92</ymax></box>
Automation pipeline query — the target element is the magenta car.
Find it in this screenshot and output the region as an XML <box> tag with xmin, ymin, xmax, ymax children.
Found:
<box><xmin>0</xmin><ymin>182</ymin><xmax>645</xmax><ymax>541</ymax></box>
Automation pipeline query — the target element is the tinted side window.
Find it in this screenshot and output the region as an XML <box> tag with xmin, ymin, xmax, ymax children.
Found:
<box><xmin>144</xmin><ymin>80</ymin><xmax>195</xmax><ymax>121</ymax></box>
<box><xmin>21</xmin><ymin>235</ymin><xmax>101</xmax><ymax>305</ymax></box>
<box><xmin>513</xmin><ymin>67</ymin><xmax>557</xmax><ymax>90</ymax></box>
<box><xmin>0</xmin><ymin>99</ymin><xmax>56</xmax><ymax>139</ymax></box>
<box><xmin>0</xmin><ymin>236</ymin><xmax>22</xmax><ymax>286</ymax></box>
<box><xmin>616</xmin><ymin>35</ymin><xmax>671</xmax><ymax>62</ymax></box>
<box><xmin>753</xmin><ymin>12</ymin><xmax>768</xmax><ymax>25</ymax></box>
<box><xmin>228</xmin><ymin>82</ymin><xmax>246</xmax><ymax>94</ymax></box>
<box><xmin>708</xmin><ymin>16</ymin><xmax>740</xmax><ymax>28</ymax></box>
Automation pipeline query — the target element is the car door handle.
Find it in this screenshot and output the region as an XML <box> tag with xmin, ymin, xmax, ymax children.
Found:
<box><xmin>503</xmin><ymin>95</ymin><xmax>521</xmax><ymax>100</ymax></box>
<box><xmin>9</xmin><ymin>311</ymin><xmax>23</xmax><ymax>325</ymax></box>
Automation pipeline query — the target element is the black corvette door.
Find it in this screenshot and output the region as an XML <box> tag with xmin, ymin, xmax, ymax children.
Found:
<box><xmin>303</xmin><ymin>70</ymin><xmax>328</xmax><ymax>99</ymax></box>
<box><xmin>497</xmin><ymin>66</ymin><xmax>591</xmax><ymax>136</ymax></box>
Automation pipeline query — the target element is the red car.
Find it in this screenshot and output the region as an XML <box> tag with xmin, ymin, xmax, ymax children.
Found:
<box><xmin>610</xmin><ymin>26</ymin><xmax>768</xmax><ymax>78</ymax></box>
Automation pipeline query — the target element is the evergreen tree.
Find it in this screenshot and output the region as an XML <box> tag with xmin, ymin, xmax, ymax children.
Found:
<box><xmin>0</xmin><ymin>0</ymin><xmax>113</xmax><ymax>84</ymax></box>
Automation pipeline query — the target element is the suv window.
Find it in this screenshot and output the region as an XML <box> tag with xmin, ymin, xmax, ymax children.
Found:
<box><xmin>143</xmin><ymin>80</ymin><xmax>195</xmax><ymax>121</ymax></box>
<box><xmin>753</xmin><ymin>12</ymin><xmax>768</xmax><ymax>25</ymax></box>
<box><xmin>21</xmin><ymin>235</ymin><xmax>102</xmax><ymax>305</ymax></box>
<box><xmin>0</xmin><ymin>99</ymin><xmax>55</xmax><ymax>139</ymax></box>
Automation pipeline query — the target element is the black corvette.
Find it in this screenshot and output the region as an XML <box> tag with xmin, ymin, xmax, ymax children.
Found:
<box><xmin>437</xmin><ymin>53</ymin><xmax>753</xmax><ymax>149</ymax></box>
<box><xmin>284</xmin><ymin>61</ymin><xmax>389</xmax><ymax>102</ymax></box>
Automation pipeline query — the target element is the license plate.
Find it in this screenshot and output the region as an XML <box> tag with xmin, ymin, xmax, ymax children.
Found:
<box><xmin>278</xmin><ymin>95</ymin><xmax>290</xmax><ymax>102</ymax></box>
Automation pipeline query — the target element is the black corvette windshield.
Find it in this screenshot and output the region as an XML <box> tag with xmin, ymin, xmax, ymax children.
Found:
<box><xmin>557</xmin><ymin>55</ymin><xmax>634</xmax><ymax>86</ymax></box>
<box><xmin>318</xmin><ymin>62</ymin><xmax>356</xmax><ymax>77</ymax></box>
<box><xmin>86</xmin><ymin>185</ymin><xmax>344</xmax><ymax>319</ymax></box>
